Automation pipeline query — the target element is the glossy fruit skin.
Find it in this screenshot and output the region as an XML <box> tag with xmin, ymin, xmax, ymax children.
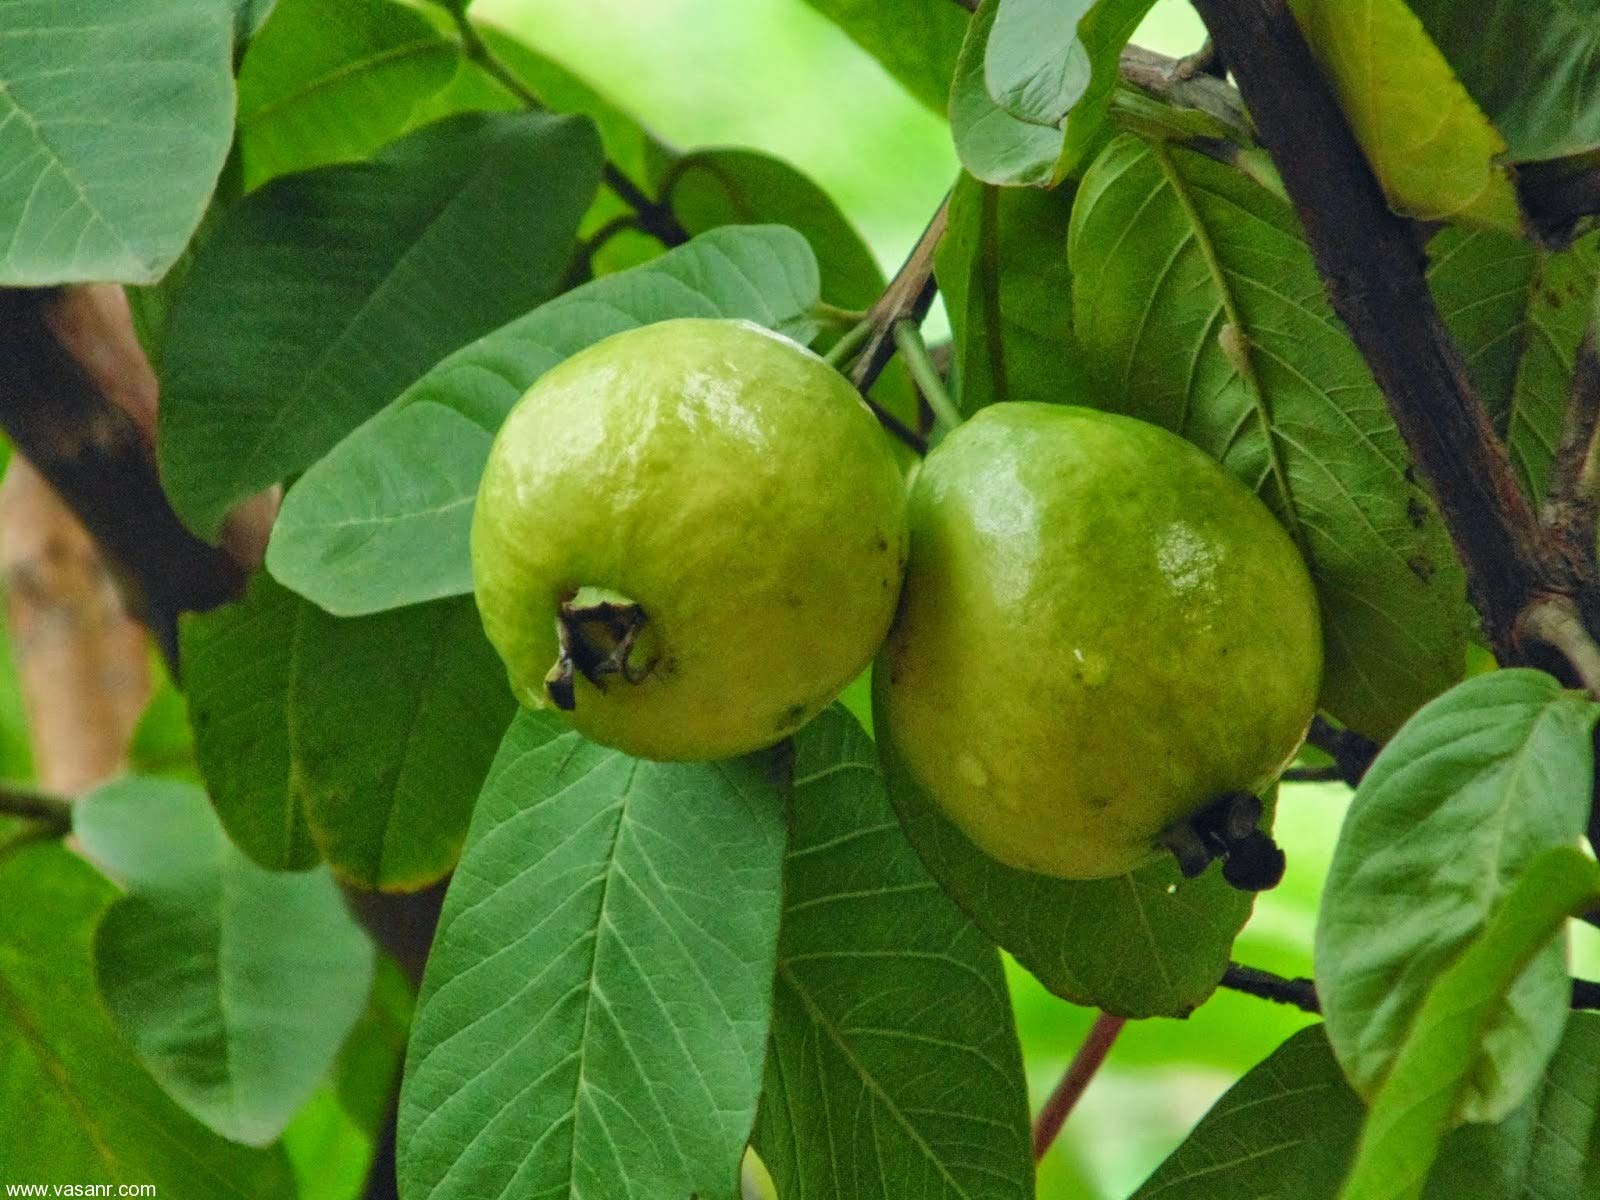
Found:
<box><xmin>876</xmin><ymin>402</ymin><xmax>1322</xmax><ymax>879</ymax></box>
<box><xmin>472</xmin><ymin>317</ymin><xmax>908</xmax><ymax>761</ymax></box>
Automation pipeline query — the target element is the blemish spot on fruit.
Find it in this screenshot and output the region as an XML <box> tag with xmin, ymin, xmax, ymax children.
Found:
<box><xmin>958</xmin><ymin>752</ymin><xmax>989</xmax><ymax>788</ymax></box>
<box><xmin>874</xmin><ymin>533</ymin><xmax>889</xmax><ymax>552</ymax></box>
<box><xmin>776</xmin><ymin>702</ymin><xmax>808</xmax><ymax>731</ymax></box>
<box><xmin>1073</xmin><ymin>647</ymin><xmax>1110</xmax><ymax>687</ymax></box>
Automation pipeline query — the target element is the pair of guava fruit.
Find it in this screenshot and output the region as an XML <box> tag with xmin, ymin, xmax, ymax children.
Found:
<box><xmin>472</xmin><ymin>317</ymin><xmax>1323</xmax><ymax>881</ymax></box>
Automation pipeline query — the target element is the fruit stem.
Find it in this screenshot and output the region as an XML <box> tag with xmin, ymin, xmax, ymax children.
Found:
<box><xmin>1031</xmin><ymin>1012</ymin><xmax>1126</xmax><ymax>1162</ymax></box>
<box><xmin>544</xmin><ymin>592</ymin><xmax>656</xmax><ymax>711</ymax></box>
<box><xmin>892</xmin><ymin>319</ymin><xmax>962</xmax><ymax>439</ymax></box>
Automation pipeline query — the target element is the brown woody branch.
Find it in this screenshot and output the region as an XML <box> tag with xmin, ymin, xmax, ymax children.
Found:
<box><xmin>0</xmin><ymin>289</ymin><xmax>245</xmax><ymax>665</ymax></box>
<box><xmin>1031</xmin><ymin>1012</ymin><xmax>1125</xmax><ymax>1161</ymax></box>
<box><xmin>1187</xmin><ymin>0</ymin><xmax>1599</xmax><ymax>673</ymax></box>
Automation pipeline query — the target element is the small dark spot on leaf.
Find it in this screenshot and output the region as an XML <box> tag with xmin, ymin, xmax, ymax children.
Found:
<box><xmin>1544</xmin><ymin>289</ymin><xmax>1563</xmax><ymax>307</ymax></box>
<box><xmin>1408</xmin><ymin>555</ymin><xmax>1435</xmax><ymax>583</ymax></box>
<box><xmin>1403</xmin><ymin>464</ymin><xmax>1418</xmax><ymax>486</ymax></box>
<box><xmin>1406</xmin><ymin>497</ymin><xmax>1429</xmax><ymax>529</ymax></box>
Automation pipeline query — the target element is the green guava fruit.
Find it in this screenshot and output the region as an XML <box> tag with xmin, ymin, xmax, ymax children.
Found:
<box><xmin>876</xmin><ymin>402</ymin><xmax>1322</xmax><ymax>880</ymax></box>
<box><xmin>472</xmin><ymin>317</ymin><xmax>909</xmax><ymax>762</ymax></box>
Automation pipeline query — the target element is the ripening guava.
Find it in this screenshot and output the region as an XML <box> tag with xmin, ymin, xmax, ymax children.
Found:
<box><xmin>875</xmin><ymin>403</ymin><xmax>1322</xmax><ymax>880</ymax></box>
<box><xmin>471</xmin><ymin>317</ymin><xmax>908</xmax><ymax>762</ymax></box>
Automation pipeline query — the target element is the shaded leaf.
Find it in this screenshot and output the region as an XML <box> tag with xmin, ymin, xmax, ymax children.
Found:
<box><xmin>399</xmin><ymin>710</ymin><xmax>787</xmax><ymax>1200</ymax></box>
<box><xmin>1132</xmin><ymin>1017</ymin><xmax>1600</xmax><ymax>1199</ymax></box>
<box><xmin>1059</xmin><ymin>0</ymin><xmax>1160</xmax><ymax>172</ymax></box>
<box><xmin>1316</xmin><ymin>670</ymin><xmax>1599</xmax><ymax>1124</ymax></box>
<box><xmin>937</xmin><ymin>171</ymin><xmax>1090</xmax><ymax>413</ymax></box>
<box><xmin>1429</xmin><ymin>226</ymin><xmax>1600</xmax><ymax>503</ymax></box>
<box><xmin>159</xmin><ymin>110</ymin><xmax>602</xmax><ymax>540</ymax></box>
<box><xmin>799</xmin><ymin>0</ymin><xmax>969</xmax><ymax>114</ymax></box>
<box><xmin>754</xmin><ymin>708</ymin><xmax>1034</xmax><ymax>1200</ymax></box>
<box><xmin>75</xmin><ymin>777</ymin><xmax>375</xmax><ymax>1146</ymax></box>
<box><xmin>1339</xmin><ymin>847</ymin><xmax>1600</xmax><ymax>1200</ymax></box>
<box><xmin>266</xmin><ymin>225</ymin><xmax>821</xmax><ymax>616</ymax></box>
<box><xmin>236</xmin><ymin>0</ymin><xmax>460</xmax><ymax>190</ymax></box>
<box><xmin>1070</xmin><ymin>134</ymin><xmax>1470</xmax><ymax>740</ymax></box>
<box><xmin>1407</xmin><ymin>0</ymin><xmax>1600</xmax><ymax>164</ymax></box>
<box><xmin>181</xmin><ymin>573</ymin><xmax>515</xmax><ymax>890</ymax></box>
<box><xmin>0</xmin><ymin>841</ymin><xmax>297</xmax><ymax>1192</ymax></box>
<box><xmin>951</xmin><ymin>0</ymin><xmax>1066</xmax><ymax>188</ymax></box>
<box><xmin>1288</xmin><ymin>0</ymin><xmax>1521</xmax><ymax>234</ymax></box>
<box><xmin>874</xmin><ymin>673</ymin><xmax>1253</xmax><ymax>1018</ymax></box>
<box><xmin>0</xmin><ymin>0</ymin><xmax>234</xmax><ymax>284</ymax></box>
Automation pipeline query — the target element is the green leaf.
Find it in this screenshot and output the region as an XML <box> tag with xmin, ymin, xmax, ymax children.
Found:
<box><xmin>234</xmin><ymin>0</ymin><xmax>279</xmax><ymax>42</ymax></box>
<box><xmin>181</xmin><ymin>573</ymin><xmax>515</xmax><ymax>890</ymax></box>
<box><xmin>1131</xmin><ymin>1017</ymin><xmax>1600</xmax><ymax>1199</ymax></box>
<box><xmin>74</xmin><ymin>777</ymin><xmax>375</xmax><ymax>1146</ymax></box>
<box><xmin>1070</xmin><ymin>134</ymin><xmax>1470</xmax><ymax>740</ymax></box>
<box><xmin>398</xmin><ymin>709</ymin><xmax>787</xmax><ymax>1200</ymax></box>
<box><xmin>0</xmin><ymin>0</ymin><xmax>235</xmax><ymax>284</ymax></box>
<box><xmin>936</xmin><ymin>171</ymin><xmax>1092</xmax><ymax>413</ymax></box>
<box><xmin>1316</xmin><ymin>669</ymin><xmax>1600</xmax><ymax>1125</ymax></box>
<box><xmin>753</xmin><ymin>708</ymin><xmax>1034</xmax><ymax>1200</ymax></box>
<box><xmin>1429</xmin><ymin>226</ymin><xmax>1600</xmax><ymax>503</ymax></box>
<box><xmin>1288</xmin><ymin>0</ymin><xmax>1522</xmax><ymax>234</ymax></box>
<box><xmin>236</xmin><ymin>0</ymin><xmax>461</xmax><ymax>191</ymax></box>
<box><xmin>158</xmin><ymin>110</ymin><xmax>603</xmax><ymax>541</ymax></box>
<box><xmin>0</xmin><ymin>840</ymin><xmax>297</xmax><ymax>1192</ymax></box>
<box><xmin>1339</xmin><ymin>847</ymin><xmax>1600</xmax><ymax>1200</ymax></box>
<box><xmin>874</xmin><ymin>674</ymin><xmax>1253</xmax><ymax>1018</ymax></box>
<box><xmin>799</xmin><ymin>0</ymin><xmax>969</xmax><ymax>114</ymax></box>
<box><xmin>1406</xmin><ymin>1</ymin><xmax>1600</xmax><ymax>164</ymax></box>
<box><xmin>283</xmin><ymin>955</ymin><xmax>414</xmax><ymax>1200</ymax></box>
<box><xmin>1059</xmin><ymin>0</ymin><xmax>1160</xmax><ymax>172</ymax></box>
<box><xmin>265</xmin><ymin>225</ymin><xmax>822</xmax><ymax>616</ymax></box>
<box><xmin>951</xmin><ymin>0</ymin><xmax>1066</xmax><ymax>188</ymax></box>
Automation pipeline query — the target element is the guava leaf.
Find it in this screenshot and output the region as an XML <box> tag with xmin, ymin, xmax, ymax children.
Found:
<box><xmin>1316</xmin><ymin>670</ymin><xmax>1599</xmax><ymax>1125</ymax></box>
<box><xmin>0</xmin><ymin>0</ymin><xmax>235</xmax><ymax>285</ymax></box>
<box><xmin>0</xmin><ymin>840</ymin><xmax>297</xmax><ymax>1193</ymax></box>
<box><xmin>984</xmin><ymin>0</ymin><xmax>1156</xmax><ymax>175</ymax></box>
<box><xmin>937</xmin><ymin>171</ymin><xmax>1092</xmax><ymax>414</ymax></box>
<box><xmin>398</xmin><ymin>709</ymin><xmax>787</xmax><ymax>1200</ymax></box>
<box><xmin>158</xmin><ymin>110</ymin><xmax>602</xmax><ymax>542</ymax></box>
<box><xmin>180</xmin><ymin>572</ymin><xmax>515</xmax><ymax>891</ymax></box>
<box><xmin>1288</xmin><ymin>0</ymin><xmax>1522</xmax><ymax>235</ymax></box>
<box><xmin>799</xmin><ymin>0</ymin><xmax>969</xmax><ymax>115</ymax></box>
<box><xmin>1406</xmin><ymin>0</ymin><xmax>1600</xmax><ymax>164</ymax></box>
<box><xmin>282</xmin><ymin>956</ymin><xmax>413</xmax><ymax>1200</ymax></box>
<box><xmin>266</xmin><ymin>225</ymin><xmax>822</xmax><ymax>616</ymax></box>
<box><xmin>75</xmin><ymin>777</ymin><xmax>376</xmax><ymax>1146</ymax></box>
<box><xmin>1070</xmin><ymin>134</ymin><xmax>1470</xmax><ymax>741</ymax></box>
<box><xmin>874</xmin><ymin>676</ymin><xmax>1253</xmax><ymax>1018</ymax></box>
<box><xmin>233</xmin><ymin>0</ymin><xmax>279</xmax><ymax>42</ymax></box>
<box><xmin>952</xmin><ymin>0</ymin><xmax>1066</xmax><ymax>188</ymax></box>
<box><xmin>753</xmin><ymin>708</ymin><xmax>1034</xmax><ymax>1200</ymax></box>
<box><xmin>236</xmin><ymin>0</ymin><xmax>460</xmax><ymax>191</ymax></box>
<box><xmin>1130</xmin><ymin>1017</ymin><xmax>1600</xmax><ymax>1198</ymax></box>
<box><xmin>1429</xmin><ymin>226</ymin><xmax>1600</xmax><ymax>504</ymax></box>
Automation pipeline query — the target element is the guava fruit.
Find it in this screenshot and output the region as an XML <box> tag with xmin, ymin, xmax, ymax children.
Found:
<box><xmin>472</xmin><ymin>317</ymin><xmax>909</xmax><ymax>762</ymax></box>
<box><xmin>876</xmin><ymin>402</ymin><xmax>1322</xmax><ymax>880</ymax></box>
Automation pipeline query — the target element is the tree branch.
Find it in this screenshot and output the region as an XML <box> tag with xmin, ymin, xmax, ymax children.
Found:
<box><xmin>1305</xmin><ymin>716</ymin><xmax>1379</xmax><ymax>787</ymax></box>
<box><xmin>0</xmin><ymin>782</ymin><xmax>72</xmax><ymax>836</ymax></box>
<box><xmin>0</xmin><ymin>289</ymin><xmax>245</xmax><ymax>665</ymax></box>
<box><xmin>1032</xmin><ymin>1012</ymin><xmax>1125</xmax><ymax>1161</ymax></box>
<box><xmin>1221</xmin><ymin>962</ymin><xmax>1320</xmax><ymax>1012</ymax></box>
<box><xmin>1187</xmin><ymin>0</ymin><xmax>1592</xmax><ymax>666</ymax></box>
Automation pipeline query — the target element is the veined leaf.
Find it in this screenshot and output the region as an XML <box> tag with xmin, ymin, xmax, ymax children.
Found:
<box><xmin>0</xmin><ymin>0</ymin><xmax>234</xmax><ymax>284</ymax></box>
<box><xmin>0</xmin><ymin>841</ymin><xmax>297</xmax><ymax>1192</ymax></box>
<box><xmin>1070</xmin><ymin>134</ymin><xmax>1470</xmax><ymax>740</ymax></box>
<box><xmin>181</xmin><ymin>573</ymin><xmax>515</xmax><ymax>891</ymax></box>
<box><xmin>1429</xmin><ymin>226</ymin><xmax>1600</xmax><ymax>503</ymax></box>
<box><xmin>236</xmin><ymin>0</ymin><xmax>460</xmax><ymax>190</ymax></box>
<box><xmin>753</xmin><ymin>708</ymin><xmax>1034</xmax><ymax>1199</ymax></box>
<box><xmin>266</xmin><ymin>226</ymin><xmax>822</xmax><ymax>616</ymax></box>
<box><xmin>875</xmin><ymin>673</ymin><xmax>1254</xmax><ymax>1017</ymax></box>
<box><xmin>75</xmin><ymin>778</ymin><xmax>375</xmax><ymax>1146</ymax></box>
<box><xmin>1289</xmin><ymin>0</ymin><xmax>1521</xmax><ymax>234</ymax></box>
<box><xmin>398</xmin><ymin>710</ymin><xmax>787</xmax><ymax>1200</ymax></box>
<box><xmin>952</xmin><ymin>0</ymin><xmax>1066</xmax><ymax>188</ymax></box>
<box><xmin>1316</xmin><ymin>670</ymin><xmax>1599</xmax><ymax>1125</ymax></box>
<box><xmin>159</xmin><ymin>110</ymin><xmax>602</xmax><ymax>541</ymax></box>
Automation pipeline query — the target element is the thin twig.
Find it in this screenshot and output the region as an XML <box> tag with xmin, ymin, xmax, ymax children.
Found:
<box><xmin>1032</xmin><ymin>1012</ymin><xmax>1126</xmax><ymax>1162</ymax></box>
<box><xmin>1221</xmin><ymin>963</ymin><xmax>1320</xmax><ymax>1012</ymax></box>
<box><xmin>1281</xmin><ymin>764</ymin><xmax>1344</xmax><ymax>785</ymax></box>
<box><xmin>452</xmin><ymin>12</ymin><xmax>687</xmax><ymax>246</ymax></box>
<box><xmin>1305</xmin><ymin>716</ymin><xmax>1380</xmax><ymax>788</ymax></box>
<box><xmin>892</xmin><ymin>320</ymin><xmax>962</xmax><ymax>435</ymax></box>
<box><xmin>1541</xmin><ymin>331</ymin><xmax>1600</xmax><ymax>563</ymax></box>
<box><xmin>1519</xmin><ymin>595</ymin><xmax>1600</xmax><ymax>699</ymax></box>
<box><xmin>0</xmin><ymin>783</ymin><xmax>73</xmax><ymax>836</ymax></box>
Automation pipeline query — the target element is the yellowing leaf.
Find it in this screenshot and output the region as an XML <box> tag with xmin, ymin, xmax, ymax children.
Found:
<box><xmin>1291</xmin><ymin>0</ymin><xmax>1522</xmax><ymax>235</ymax></box>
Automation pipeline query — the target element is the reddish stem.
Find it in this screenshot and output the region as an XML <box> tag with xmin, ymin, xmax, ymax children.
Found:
<box><xmin>1031</xmin><ymin>1012</ymin><xmax>1127</xmax><ymax>1162</ymax></box>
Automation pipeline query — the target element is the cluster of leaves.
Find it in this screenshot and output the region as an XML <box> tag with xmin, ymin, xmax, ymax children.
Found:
<box><xmin>5</xmin><ymin>0</ymin><xmax>1600</xmax><ymax>1196</ymax></box>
